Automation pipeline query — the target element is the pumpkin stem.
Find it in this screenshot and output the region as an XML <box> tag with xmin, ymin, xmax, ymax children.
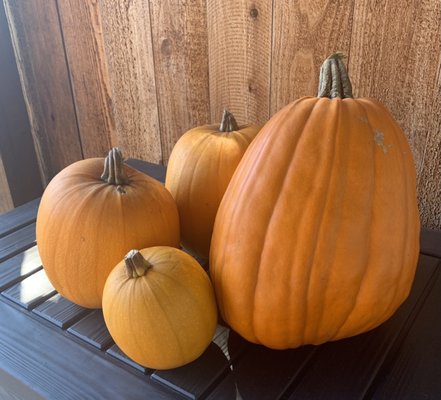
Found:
<box><xmin>317</xmin><ymin>53</ymin><xmax>353</xmax><ymax>99</ymax></box>
<box><xmin>219</xmin><ymin>110</ymin><xmax>239</xmax><ymax>132</ymax></box>
<box><xmin>101</xmin><ymin>148</ymin><xmax>130</xmax><ymax>188</ymax></box>
<box><xmin>124</xmin><ymin>250</ymin><xmax>152</xmax><ymax>279</ymax></box>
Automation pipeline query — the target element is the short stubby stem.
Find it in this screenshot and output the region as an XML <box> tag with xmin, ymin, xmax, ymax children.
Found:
<box><xmin>125</xmin><ymin>250</ymin><xmax>153</xmax><ymax>279</ymax></box>
<box><xmin>317</xmin><ymin>53</ymin><xmax>353</xmax><ymax>99</ymax></box>
<box><xmin>219</xmin><ymin>110</ymin><xmax>239</xmax><ymax>132</ymax></box>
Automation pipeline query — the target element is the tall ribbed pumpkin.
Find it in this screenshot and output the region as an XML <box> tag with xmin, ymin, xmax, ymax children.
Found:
<box><xmin>210</xmin><ymin>54</ymin><xmax>420</xmax><ymax>349</ymax></box>
<box><xmin>165</xmin><ymin>111</ymin><xmax>260</xmax><ymax>259</ymax></box>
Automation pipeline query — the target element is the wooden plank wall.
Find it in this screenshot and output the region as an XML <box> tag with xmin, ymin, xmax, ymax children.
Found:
<box><xmin>2</xmin><ymin>0</ymin><xmax>440</xmax><ymax>229</ymax></box>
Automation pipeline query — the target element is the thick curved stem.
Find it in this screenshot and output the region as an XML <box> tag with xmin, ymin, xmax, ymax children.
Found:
<box><xmin>317</xmin><ymin>53</ymin><xmax>353</xmax><ymax>99</ymax></box>
<box><xmin>125</xmin><ymin>250</ymin><xmax>153</xmax><ymax>279</ymax></box>
<box><xmin>101</xmin><ymin>148</ymin><xmax>130</xmax><ymax>187</ymax></box>
<box><xmin>219</xmin><ymin>110</ymin><xmax>239</xmax><ymax>132</ymax></box>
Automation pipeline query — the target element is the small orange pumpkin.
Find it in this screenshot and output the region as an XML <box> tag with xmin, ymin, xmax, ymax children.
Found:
<box><xmin>210</xmin><ymin>54</ymin><xmax>420</xmax><ymax>349</ymax></box>
<box><xmin>165</xmin><ymin>111</ymin><xmax>261</xmax><ymax>259</ymax></box>
<box><xmin>36</xmin><ymin>148</ymin><xmax>180</xmax><ymax>308</ymax></box>
<box><xmin>102</xmin><ymin>247</ymin><xmax>218</xmax><ymax>369</ymax></box>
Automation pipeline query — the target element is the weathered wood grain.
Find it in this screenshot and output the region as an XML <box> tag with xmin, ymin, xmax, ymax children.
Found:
<box><xmin>67</xmin><ymin>310</ymin><xmax>113</xmax><ymax>350</ymax></box>
<box><xmin>3</xmin><ymin>0</ymin><xmax>83</xmax><ymax>185</ymax></box>
<box><xmin>0</xmin><ymin>1</ymin><xmax>42</xmax><ymax>207</ymax></box>
<box><xmin>149</xmin><ymin>0</ymin><xmax>210</xmax><ymax>163</ymax></box>
<box><xmin>349</xmin><ymin>0</ymin><xmax>441</xmax><ymax>230</ymax></box>
<box><xmin>99</xmin><ymin>0</ymin><xmax>162</xmax><ymax>163</ymax></box>
<box><xmin>0</xmin><ymin>223</ymin><xmax>36</xmax><ymax>264</ymax></box>
<box><xmin>0</xmin><ymin>156</ymin><xmax>13</xmax><ymax>214</ymax></box>
<box><xmin>0</xmin><ymin>198</ymin><xmax>39</xmax><ymax>238</ymax></box>
<box><xmin>56</xmin><ymin>0</ymin><xmax>117</xmax><ymax>158</ymax></box>
<box><xmin>348</xmin><ymin>0</ymin><xmax>441</xmax><ymax>180</ymax></box>
<box><xmin>2</xmin><ymin>268</ymin><xmax>56</xmax><ymax>310</ymax></box>
<box><xmin>270</xmin><ymin>0</ymin><xmax>355</xmax><ymax>114</ymax></box>
<box><xmin>207</xmin><ymin>0</ymin><xmax>273</xmax><ymax>124</ymax></box>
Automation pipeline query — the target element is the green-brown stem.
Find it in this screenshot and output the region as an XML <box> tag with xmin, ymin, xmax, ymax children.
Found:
<box><xmin>101</xmin><ymin>148</ymin><xmax>129</xmax><ymax>188</ymax></box>
<box><xmin>219</xmin><ymin>110</ymin><xmax>239</xmax><ymax>132</ymax></box>
<box><xmin>125</xmin><ymin>250</ymin><xmax>153</xmax><ymax>279</ymax></box>
<box><xmin>317</xmin><ymin>53</ymin><xmax>353</xmax><ymax>99</ymax></box>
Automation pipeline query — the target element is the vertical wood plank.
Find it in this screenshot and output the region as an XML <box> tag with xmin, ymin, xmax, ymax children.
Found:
<box><xmin>270</xmin><ymin>0</ymin><xmax>355</xmax><ymax>114</ymax></box>
<box><xmin>207</xmin><ymin>0</ymin><xmax>273</xmax><ymax>125</ymax></box>
<box><xmin>3</xmin><ymin>0</ymin><xmax>83</xmax><ymax>185</ymax></box>
<box><xmin>149</xmin><ymin>0</ymin><xmax>210</xmax><ymax>163</ymax></box>
<box><xmin>99</xmin><ymin>0</ymin><xmax>162</xmax><ymax>163</ymax></box>
<box><xmin>56</xmin><ymin>0</ymin><xmax>117</xmax><ymax>158</ymax></box>
<box><xmin>0</xmin><ymin>156</ymin><xmax>13</xmax><ymax>214</ymax></box>
<box><xmin>0</xmin><ymin>1</ymin><xmax>42</xmax><ymax>208</ymax></box>
<box><xmin>349</xmin><ymin>0</ymin><xmax>441</xmax><ymax>229</ymax></box>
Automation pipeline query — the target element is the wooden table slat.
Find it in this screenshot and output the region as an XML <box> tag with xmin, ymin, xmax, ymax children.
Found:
<box><xmin>0</xmin><ymin>198</ymin><xmax>40</xmax><ymax>238</ymax></box>
<box><xmin>106</xmin><ymin>344</ymin><xmax>149</xmax><ymax>374</ymax></box>
<box><xmin>0</xmin><ymin>245</ymin><xmax>41</xmax><ymax>291</ymax></box>
<box><xmin>32</xmin><ymin>293</ymin><xmax>91</xmax><ymax>329</ymax></box>
<box><xmin>0</xmin><ymin>223</ymin><xmax>36</xmax><ymax>264</ymax></box>
<box><xmin>67</xmin><ymin>309</ymin><xmax>114</xmax><ymax>350</ymax></box>
<box><xmin>1</xmin><ymin>268</ymin><xmax>56</xmax><ymax>310</ymax></box>
<box><xmin>151</xmin><ymin>343</ymin><xmax>231</xmax><ymax>400</ymax></box>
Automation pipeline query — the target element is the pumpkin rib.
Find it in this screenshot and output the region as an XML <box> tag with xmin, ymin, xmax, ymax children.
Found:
<box><xmin>53</xmin><ymin>182</ymin><xmax>106</xmax><ymax>303</ymax></box>
<box><xmin>377</xmin><ymin>104</ymin><xmax>415</xmax><ymax>318</ymax></box>
<box><xmin>224</xmin><ymin>105</ymin><xmax>295</xmax><ymax>342</ymax></box>
<box><xmin>213</xmin><ymin>116</ymin><xmax>278</xmax><ymax>330</ymax></box>
<box><xmin>330</xmin><ymin>99</ymin><xmax>377</xmax><ymax>340</ymax></box>
<box><xmin>139</xmin><ymin>274</ymin><xmax>188</xmax><ymax>364</ymax></box>
<box><xmin>301</xmin><ymin>99</ymin><xmax>344</xmax><ymax>344</ymax></box>
<box><xmin>362</xmin><ymin>102</ymin><xmax>410</xmax><ymax>323</ymax></box>
<box><xmin>153</xmin><ymin>262</ymin><xmax>215</xmax><ymax>326</ymax></box>
<box><xmin>250</xmin><ymin>99</ymin><xmax>319</xmax><ymax>345</ymax></box>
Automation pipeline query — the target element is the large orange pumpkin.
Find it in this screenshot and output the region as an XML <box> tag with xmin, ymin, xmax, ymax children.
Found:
<box><xmin>103</xmin><ymin>247</ymin><xmax>218</xmax><ymax>369</ymax></box>
<box><xmin>210</xmin><ymin>54</ymin><xmax>420</xmax><ymax>349</ymax></box>
<box><xmin>36</xmin><ymin>148</ymin><xmax>180</xmax><ymax>308</ymax></box>
<box><xmin>165</xmin><ymin>111</ymin><xmax>261</xmax><ymax>259</ymax></box>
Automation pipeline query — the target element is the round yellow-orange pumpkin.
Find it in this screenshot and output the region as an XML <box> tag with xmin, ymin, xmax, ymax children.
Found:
<box><xmin>36</xmin><ymin>148</ymin><xmax>180</xmax><ymax>308</ymax></box>
<box><xmin>165</xmin><ymin>111</ymin><xmax>261</xmax><ymax>259</ymax></box>
<box><xmin>102</xmin><ymin>247</ymin><xmax>218</xmax><ymax>370</ymax></box>
<box><xmin>210</xmin><ymin>54</ymin><xmax>420</xmax><ymax>349</ymax></box>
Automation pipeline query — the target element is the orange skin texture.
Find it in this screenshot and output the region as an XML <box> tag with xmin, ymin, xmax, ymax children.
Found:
<box><xmin>36</xmin><ymin>159</ymin><xmax>180</xmax><ymax>308</ymax></box>
<box><xmin>210</xmin><ymin>97</ymin><xmax>420</xmax><ymax>349</ymax></box>
<box><xmin>102</xmin><ymin>247</ymin><xmax>218</xmax><ymax>370</ymax></box>
<box><xmin>165</xmin><ymin>123</ymin><xmax>261</xmax><ymax>259</ymax></box>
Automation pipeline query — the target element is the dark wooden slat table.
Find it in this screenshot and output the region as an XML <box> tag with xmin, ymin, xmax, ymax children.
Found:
<box><xmin>0</xmin><ymin>160</ymin><xmax>440</xmax><ymax>400</ymax></box>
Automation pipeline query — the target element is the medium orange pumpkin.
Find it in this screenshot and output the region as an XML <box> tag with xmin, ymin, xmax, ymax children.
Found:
<box><xmin>210</xmin><ymin>54</ymin><xmax>420</xmax><ymax>349</ymax></box>
<box><xmin>102</xmin><ymin>247</ymin><xmax>218</xmax><ymax>370</ymax></box>
<box><xmin>36</xmin><ymin>148</ymin><xmax>180</xmax><ymax>308</ymax></box>
<box><xmin>165</xmin><ymin>111</ymin><xmax>261</xmax><ymax>259</ymax></box>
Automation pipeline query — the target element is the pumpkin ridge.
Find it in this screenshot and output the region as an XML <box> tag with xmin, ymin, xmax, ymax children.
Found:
<box><xmin>375</xmin><ymin>105</ymin><xmax>414</xmax><ymax>319</ymax></box>
<box><xmin>178</xmin><ymin>134</ymin><xmax>212</xmax><ymax>250</ymax></box>
<box><xmin>213</xmin><ymin>115</ymin><xmax>279</xmax><ymax>330</ymax></box>
<box><xmin>300</xmin><ymin>99</ymin><xmax>344</xmax><ymax>344</ymax></box>
<box><xmin>250</xmin><ymin>99</ymin><xmax>319</xmax><ymax>345</ymax></box>
<box><xmin>139</xmin><ymin>273</ymin><xmax>189</xmax><ymax>365</ymax></box>
<box><xmin>368</xmin><ymin>103</ymin><xmax>412</xmax><ymax>322</ymax></box>
<box><xmin>329</xmin><ymin>100</ymin><xmax>375</xmax><ymax>339</ymax></box>
<box><xmin>152</xmin><ymin>265</ymin><xmax>216</xmax><ymax>345</ymax></box>
<box><xmin>56</xmin><ymin>182</ymin><xmax>106</xmax><ymax>304</ymax></box>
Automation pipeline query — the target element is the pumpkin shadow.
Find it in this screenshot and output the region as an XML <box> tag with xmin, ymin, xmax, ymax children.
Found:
<box><xmin>226</xmin><ymin>329</ymin><xmax>316</xmax><ymax>400</ymax></box>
